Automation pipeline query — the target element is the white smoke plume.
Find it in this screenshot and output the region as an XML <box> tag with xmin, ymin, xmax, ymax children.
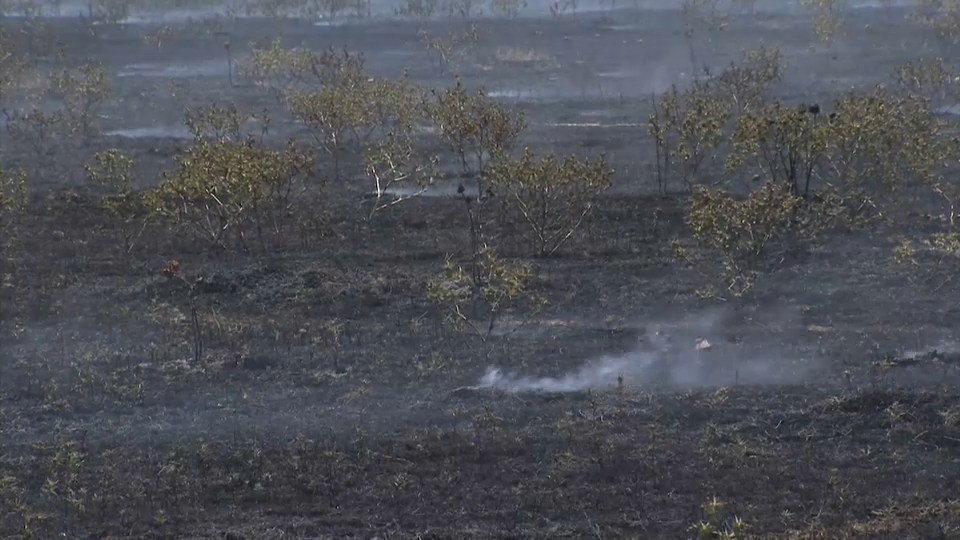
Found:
<box><xmin>473</xmin><ymin>307</ymin><xmax>818</xmax><ymax>393</ymax></box>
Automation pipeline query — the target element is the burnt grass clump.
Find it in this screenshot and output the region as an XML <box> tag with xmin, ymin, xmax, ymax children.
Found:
<box><xmin>3</xmin><ymin>4</ymin><xmax>960</xmax><ymax>539</ymax></box>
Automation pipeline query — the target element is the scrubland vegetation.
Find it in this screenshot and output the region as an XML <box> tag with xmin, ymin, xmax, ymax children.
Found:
<box><xmin>2</xmin><ymin>0</ymin><xmax>960</xmax><ymax>537</ymax></box>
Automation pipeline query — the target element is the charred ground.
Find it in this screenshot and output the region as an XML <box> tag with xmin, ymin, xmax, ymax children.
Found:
<box><xmin>2</xmin><ymin>3</ymin><xmax>960</xmax><ymax>538</ymax></box>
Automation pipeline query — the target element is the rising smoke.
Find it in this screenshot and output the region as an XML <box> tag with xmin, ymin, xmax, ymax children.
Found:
<box><xmin>474</xmin><ymin>306</ymin><xmax>820</xmax><ymax>393</ymax></box>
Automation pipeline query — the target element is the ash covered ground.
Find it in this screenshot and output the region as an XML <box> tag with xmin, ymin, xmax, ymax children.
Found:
<box><xmin>2</xmin><ymin>1</ymin><xmax>960</xmax><ymax>537</ymax></box>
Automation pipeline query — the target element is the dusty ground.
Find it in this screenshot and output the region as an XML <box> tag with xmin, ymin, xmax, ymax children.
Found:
<box><xmin>2</xmin><ymin>3</ymin><xmax>960</xmax><ymax>538</ymax></box>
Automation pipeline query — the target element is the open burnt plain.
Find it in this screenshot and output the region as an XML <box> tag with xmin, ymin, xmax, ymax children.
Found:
<box><xmin>3</xmin><ymin>1</ymin><xmax>960</xmax><ymax>538</ymax></box>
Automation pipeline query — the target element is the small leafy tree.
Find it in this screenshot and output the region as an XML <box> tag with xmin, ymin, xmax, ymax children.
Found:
<box><xmin>4</xmin><ymin>106</ymin><xmax>63</xmax><ymax>164</ymax></box>
<box><xmin>426</xmin><ymin>245</ymin><xmax>541</xmax><ymax>343</ymax></box>
<box><xmin>820</xmin><ymin>87</ymin><xmax>943</xmax><ymax>222</ymax></box>
<box><xmin>287</xmin><ymin>81</ymin><xmax>368</xmax><ymax>180</ymax></box>
<box><xmin>649</xmin><ymin>46</ymin><xmax>783</xmax><ymax>194</ymax></box>
<box><xmin>679</xmin><ymin>181</ymin><xmax>820</xmax><ymax>297</ymax></box>
<box><xmin>50</xmin><ymin>61</ymin><xmax>111</xmax><ymax>143</ymax></box>
<box><xmin>725</xmin><ymin>101</ymin><xmax>826</xmax><ymax>197</ymax></box>
<box><xmin>85</xmin><ymin>0</ymin><xmax>130</xmax><ymax>24</ymax></box>
<box><xmin>284</xmin><ymin>49</ymin><xmax>379</xmax><ymax>181</ymax></box>
<box><xmin>363</xmin><ymin>131</ymin><xmax>440</xmax><ymax>217</ymax></box>
<box><xmin>649</xmin><ymin>80</ymin><xmax>730</xmax><ymax>191</ymax></box>
<box><xmin>84</xmin><ymin>149</ymin><xmax>148</xmax><ymax>255</ymax></box>
<box><xmin>489</xmin><ymin>147</ymin><xmax>614</xmax><ymax>257</ymax></box>
<box><xmin>148</xmin><ymin>137</ymin><xmax>315</xmax><ymax>252</ymax></box>
<box><xmin>237</xmin><ymin>38</ymin><xmax>317</xmax><ymax>105</ymax></box>
<box><xmin>0</xmin><ymin>30</ymin><xmax>26</xmax><ymax>106</ymax></box>
<box><xmin>489</xmin><ymin>0</ymin><xmax>526</xmax><ymax>17</ymax></box>
<box><xmin>396</xmin><ymin>0</ymin><xmax>439</xmax><ymax>18</ymax></box>
<box><xmin>184</xmin><ymin>102</ymin><xmax>247</xmax><ymax>142</ymax></box>
<box><xmin>710</xmin><ymin>45</ymin><xmax>783</xmax><ymax>115</ymax></box>
<box><xmin>417</xmin><ymin>26</ymin><xmax>479</xmax><ymax>74</ymax></box>
<box><xmin>430</xmin><ymin>77</ymin><xmax>526</xmax><ymax>270</ymax></box>
<box><xmin>799</xmin><ymin>0</ymin><xmax>844</xmax><ymax>44</ymax></box>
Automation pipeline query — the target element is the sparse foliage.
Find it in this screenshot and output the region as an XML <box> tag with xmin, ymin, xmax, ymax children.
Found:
<box><xmin>185</xmin><ymin>102</ymin><xmax>249</xmax><ymax>142</ymax></box>
<box><xmin>238</xmin><ymin>39</ymin><xmax>320</xmax><ymax>105</ymax></box>
<box><xmin>396</xmin><ymin>0</ymin><xmax>440</xmax><ymax>18</ymax></box>
<box><xmin>426</xmin><ymin>245</ymin><xmax>539</xmax><ymax>341</ymax></box>
<box><xmin>650</xmin><ymin>80</ymin><xmax>730</xmax><ymax>190</ymax></box>
<box><xmin>680</xmin><ymin>181</ymin><xmax>819</xmax><ymax>296</ymax></box>
<box><xmin>85</xmin><ymin>0</ymin><xmax>130</xmax><ymax>24</ymax></box>
<box><xmin>418</xmin><ymin>26</ymin><xmax>480</xmax><ymax>73</ymax></box>
<box><xmin>148</xmin><ymin>135</ymin><xmax>315</xmax><ymax>252</ymax></box>
<box><xmin>50</xmin><ymin>61</ymin><xmax>111</xmax><ymax>143</ymax></box>
<box><xmin>85</xmin><ymin>149</ymin><xmax>149</xmax><ymax>255</ymax></box>
<box><xmin>4</xmin><ymin>106</ymin><xmax>63</xmax><ymax>164</ymax></box>
<box><xmin>489</xmin><ymin>0</ymin><xmax>525</xmax><ymax>17</ymax></box>
<box><xmin>689</xmin><ymin>497</ymin><xmax>749</xmax><ymax>539</ymax></box>
<box><xmin>649</xmin><ymin>46</ymin><xmax>783</xmax><ymax>193</ymax></box>
<box><xmin>799</xmin><ymin>0</ymin><xmax>844</xmax><ymax>44</ymax></box>
<box><xmin>430</xmin><ymin>78</ymin><xmax>526</xmax><ymax>263</ymax></box>
<box><xmin>0</xmin><ymin>30</ymin><xmax>26</xmax><ymax>107</ymax></box>
<box><xmin>363</xmin><ymin>131</ymin><xmax>440</xmax><ymax>216</ymax></box>
<box><xmin>726</xmin><ymin>101</ymin><xmax>826</xmax><ymax>197</ymax></box>
<box><xmin>489</xmin><ymin>147</ymin><xmax>613</xmax><ymax>256</ymax></box>
<box><xmin>430</xmin><ymin>78</ymin><xmax>526</xmax><ymax>179</ymax></box>
<box><xmin>912</xmin><ymin>0</ymin><xmax>960</xmax><ymax>44</ymax></box>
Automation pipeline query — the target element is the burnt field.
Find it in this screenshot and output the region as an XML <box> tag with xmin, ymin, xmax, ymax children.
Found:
<box><xmin>3</xmin><ymin>1</ymin><xmax>960</xmax><ymax>538</ymax></box>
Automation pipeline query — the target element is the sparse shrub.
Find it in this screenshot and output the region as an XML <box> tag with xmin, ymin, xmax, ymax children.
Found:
<box><xmin>184</xmin><ymin>102</ymin><xmax>247</xmax><ymax>142</ymax></box>
<box><xmin>418</xmin><ymin>26</ymin><xmax>480</xmax><ymax>73</ymax></box>
<box><xmin>912</xmin><ymin>0</ymin><xmax>960</xmax><ymax>43</ymax></box>
<box><xmin>799</xmin><ymin>0</ymin><xmax>844</xmax><ymax>44</ymax></box>
<box><xmin>489</xmin><ymin>147</ymin><xmax>613</xmax><ymax>257</ymax></box>
<box><xmin>680</xmin><ymin>0</ymin><xmax>727</xmax><ymax>77</ymax></box>
<box><xmin>287</xmin><ymin>78</ymin><xmax>369</xmax><ymax>180</ymax></box>
<box><xmin>0</xmin><ymin>162</ymin><xmax>26</xmax><ymax>337</ymax></box>
<box><xmin>238</xmin><ymin>39</ymin><xmax>320</xmax><ymax>104</ymax></box>
<box><xmin>489</xmin><ymin>0</ymin><xmax>526</xmax><ymax>17</ymax></box>
<box><xmin>396</xmin><ymin>0</ymin><xmax>440</xmax><ymax>18</ymax></box>
<box><xmin>430</xmin><ymin>78</ymin><xmax>526</xmax><ymax>179</ymax></box>
<box><xmin>85</xmin><ymin>0</ymin><xmax>130</xmax><ymax>24</ymax></box>
<box><xmin>429</xmin><ymin>77</ymin><xmax>526</xmax><ymax>262</ymax></box>
<box><xmin>0</xmin><ymin>161</ymin><xmax>27</xmax><ymax>313</ymax></box>
<box><xmin>50</xmin><ymin>61</ymin><xmax>111</xmax><ymax>144</ymax></box>
<box><xmin>140</xmin><ymin>25</ymin><xmax>177</xmax><ymax>50</ymax></box>
<box><xmin>649</xmin><ymin>80</ymin><xmax>730</xmax><ymax>191</ymax></box>
<box><xmin>725</xmin><ymin>101</ymin><xmax>826</xmax><ymax>197</ymax></box>
<box><xmin>649</xmin><ymin>46</ymin><xmax>783</xmax><ymax>194</ymax></box>
<box><xmin>442</xmin><ymin>0</ymin><xmax>481</xmax><ymax>18</ymax></box>
<box><xmin>710</xmin><ymin>45</ymin><xmax>783</xmax><ymax>114</ymax></box>
<box><xmin>3</xmin><ymin>106</ymin><xmax>63</xmax><ymax>164</ymax></box>
<box><xmin>84</xmin><ymin>149</ymin><xmax>149</xmax><ymax>255</ymax></box>
<box><xmin>147</xmin><ymin>136</ymin><xmax>315</xmax><ymax>252</ymax></box>
<box><xmin>0</xmin><ymin>30</ymin><xmax>26</xmax><ymax>106</ymax></box>
<box><xmin>363</xmin><ymin>131</ymin><xmax>440</xmax><ymax>216</ymax></box>
<box><xmin>679</xmin><ymin>181</ymin><xmax>819</xmax><ymax>297</ymax></box>
<box><xmin>894</xmin><ymin>57</ymin><xmax>951</xmax><ymax>103</ymax></box>
<box><xmin>0</xmin><ymin>163</ymin><xmax>26</xmax><ymax>221</ymax></box>
<box><xmin>239</xmin><ymin>42</ymin><xmax>369</xmax><ymax>131</ymax></box>
<box><xmin>426</xmin><ymin>245</ymin><xmax>540</xmax><ymax>341</ymax></box>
